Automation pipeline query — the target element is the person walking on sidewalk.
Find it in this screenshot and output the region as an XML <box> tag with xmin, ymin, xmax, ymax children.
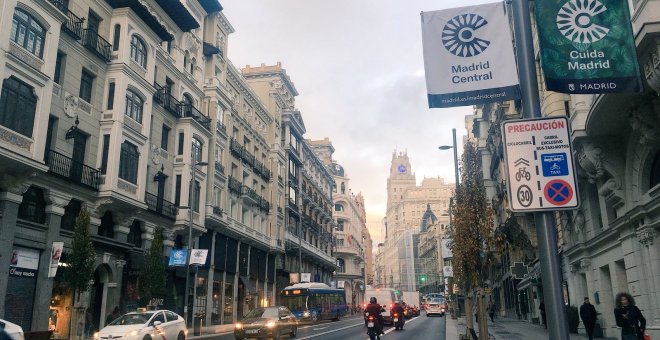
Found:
<box><xmin>580</xmin><ymin>297</ymin><xmax>598</xmax><ymax>340</ymax></box>
<box><xmin>539</xmin><ymin>301</ymin><xmax>546</xmax><ymax>329</ymax></box>
<box><xmin>614</xmin><ymin>292</ymin><xmax>646</xmax><ymax>340</ymax></box>
<box><xmin>488</xmin><ymin>301</ymin><xmax>496</xmax><ymax>323</ymax></box>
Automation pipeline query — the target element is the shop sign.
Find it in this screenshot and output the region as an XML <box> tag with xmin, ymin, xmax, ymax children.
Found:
<box><xmin>535</xmin><ymin>0</ymin><xmax>642</xmax><ymax>93</ymax></box>
<box><xmin>189</xmin><ymin>249</ymin><xmax>208</xmax><ymax>266</ymax></box>
<box><xmin>168</xmin><ymin>249</ymin><xmax>188</xmax><ymax>266</ymax></box>
<box><xmin>301</xmin><ymin>273</ymin><xmax>311</xmax><ymax>283</ymax></box>
<box><xmin>48</xmin><ymin>242</ymin><xmax>64</xmax><ymax>278</ymax></box>
<box><xmin>337</xmin><ymin>281</ymin><xmax>345</xmax><ymax>288</ymax></box>
<box><xmin>289</xmin><ymin>273</ymin><xmax>300</xmax><ymax>284</ymax></box>
<box><xmin>10</xmin><ymin>247</ymin><xmax>39</xmax><ymax>278</ymax></box>
<box><xmin>441</xmin><ymin>238</ymin><xmax>453</xmax><ymax>258</ymax></box>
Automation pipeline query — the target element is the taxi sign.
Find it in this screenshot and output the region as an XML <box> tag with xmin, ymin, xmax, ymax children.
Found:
<box><xmin>502</xmin><ymin>117</ymin><xmax>578</xmax><ymax>212</ymax></box>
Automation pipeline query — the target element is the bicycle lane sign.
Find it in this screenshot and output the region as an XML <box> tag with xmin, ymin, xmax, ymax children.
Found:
<box><xmin>501</xmin><ymin>117</ymin><xmax>579</xmax><ymax>212</ymax></box>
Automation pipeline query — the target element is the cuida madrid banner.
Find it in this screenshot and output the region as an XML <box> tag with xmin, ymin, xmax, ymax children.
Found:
<box><xmin>535</xmin><ymin>0</ymin><xmax>642</xmax><ymax>93</ymax></box>
<box><xmin>421</xmin><ymin>2</ymin><xmax>520</xmax><ymax>108</ymax></box>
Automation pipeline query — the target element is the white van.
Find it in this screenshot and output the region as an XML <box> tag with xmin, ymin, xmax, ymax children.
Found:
<box><xmin>364</xmin><ymin>288</ymin><xmax>398</xmax><ymax>325</ymax></box>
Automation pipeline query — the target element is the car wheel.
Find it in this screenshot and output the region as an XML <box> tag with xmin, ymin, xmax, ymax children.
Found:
<box><xmin>143</xmin><ymin>336</ymin><xmax>152</xmax><ymax>340</ymax></box>
<box><xmin>177</xmin><ymin>331</ymin><xmax>185</xmax><ymax>340</ymax></box>
<box><xmin>290</xmin><ymin>326</ymin><xmax>297</xmax><ymax>338</ymax></box>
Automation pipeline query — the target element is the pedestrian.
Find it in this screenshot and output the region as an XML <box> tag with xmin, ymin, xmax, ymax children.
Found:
<box><xmin>84</xmin><ymin>310</ymin><xmax>93</xmax><ymax>339</ymax></box>
<box><xmin>614</xmin><ymin>292</ymin><xmax>646</xmax><ymax>340</ymax></box>
<box><xmin>580</xmin><ymin>297</ymin><xmax>598</xmax><ymax>340</ymax></box>
<box><xmin>539</xmin><ymin>301</ymin><xmax>546</xmax><ymax>329</ymax></box>
<box><xmin>106</xmin><ymin>306</ymin><xmax>120</xmax><ymax>326</ymax></box>
<box><xmin>488</xmin><ymin>301</ymin><xmax>496</xmax><ymax>323</ymax></box>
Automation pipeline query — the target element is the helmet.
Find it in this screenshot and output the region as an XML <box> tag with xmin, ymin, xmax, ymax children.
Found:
<box><xmin>370</xmin><ymin>297</ymin><xmax>377</xmax><ymax>304</ymax></box>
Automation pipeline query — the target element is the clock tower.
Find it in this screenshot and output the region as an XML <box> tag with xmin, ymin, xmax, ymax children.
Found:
<box><xmin>386</xmin><ymin>150</ymin><xmax>416</xmax><ymax>212</ymax></box>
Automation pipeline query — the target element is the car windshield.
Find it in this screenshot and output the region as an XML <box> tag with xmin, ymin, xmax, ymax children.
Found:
<box><xmin>109</xmin><ymin>313</ymin><xmax>153</xmax><ymax>325</ymax></box>
<box><xmin>243</xmin><ymin>308</ymin><xmax>279</xmax><ymax>319</ymax></box>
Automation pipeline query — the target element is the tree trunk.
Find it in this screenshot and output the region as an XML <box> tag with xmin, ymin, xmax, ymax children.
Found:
<box><xmin>465</xmin><ymin>286</ymin><xmax>474</xmax><ymax>331</ymax></box>
<box><xmin>478</xmin><ymin>290</ymin><xmax>489</xmax><ymax>340</ymax></box>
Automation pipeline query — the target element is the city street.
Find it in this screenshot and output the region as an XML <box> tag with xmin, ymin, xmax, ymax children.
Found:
<box><xmin>206</xmin><ymin>313</ymin><xmax>446</xmax><ymax>340</ymax></box>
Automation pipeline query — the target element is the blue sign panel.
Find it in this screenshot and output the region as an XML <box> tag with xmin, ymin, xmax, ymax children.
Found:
<box><xmin>168</xmin><ymin>249</ymin><xmax>188</xmax><ymax>266</ymax></box>
<box><xmin>541</xmin><ymin>153</ymin><xmax>568</xmax><ymax>177</ymax></box>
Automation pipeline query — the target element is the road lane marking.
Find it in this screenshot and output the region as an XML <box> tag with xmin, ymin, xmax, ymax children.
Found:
<box><xmin>296</xmin><ymin>322</ymin><xmax>364</xmax><ymax>339</ymax></box>
<box><xmin>363</xmin><ymin>316</ymin><xmax>424</xmax><ymax>340</ymax></box>
<box><xmin>312</xmin><ymin>326</ymin><xmax>329</xmax><ymax>330</ymax></box>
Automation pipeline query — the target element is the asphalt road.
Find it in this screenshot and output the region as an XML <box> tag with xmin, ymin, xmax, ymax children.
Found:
<box><xmin>205</xmin><ymin>311</ymin><xmax>446</xmax><ymax>340</ymax></box>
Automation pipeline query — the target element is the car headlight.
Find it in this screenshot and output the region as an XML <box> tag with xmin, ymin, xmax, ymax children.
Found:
<box><xmin>235</xmin><ymin>323</ymin><xmax>243</xmax><ymax>330</ymax></box>
<box><xmin>266</xmin><ymin>321</ymin><xmax>276</xmax><ymax>329</ymax></box>
<box><xmin>303</xmin><ymin>311</ymin><xmax>310</xmax><ymax>317</ymax></box>
<box><xmin>125</xmin><ymin>330</ymin><xmax>139</xmax><ymax>338</ymax></box>
<box><xmin>94</xmin><ymin>332</ymin><xmax>99</xmax><ymax>339</ymax></box>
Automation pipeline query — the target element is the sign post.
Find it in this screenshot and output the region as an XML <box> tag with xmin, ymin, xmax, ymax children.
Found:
<box><xmin>511</xmin><ymin>0</ymin><xmax>571</xmax><ymax>339</ymax></box>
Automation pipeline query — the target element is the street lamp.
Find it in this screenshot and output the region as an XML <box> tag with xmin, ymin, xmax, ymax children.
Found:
<box><xmin>439</xmin><ymin>127</ymin><xmax>459</xmax><ymax>318</ymax></box>
<box><xmin>184</xmin><ymin>159</ymin><xmax>208</xmax><ymax>326</ymax></box>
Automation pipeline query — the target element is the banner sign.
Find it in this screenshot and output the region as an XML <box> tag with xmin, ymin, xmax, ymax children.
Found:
<box><xmin>10</xmin><ymin>247</ymin><xmax>40</xmax><ymax>278</ymax></box>
<box><xmin>301</xmin><ymin>273</ymin><xmax>311</xmax><ymax>283</ymax></box>
<box><xmin>421</xmin><ymin>2</ymin><xmax>520</xmax><ymax>108</ymax></box>
<box><xmin>443</xmin><ymin>266</ymin><xmax>454</xmax><ymax>278</ymax></box>
<box><xmin>441</xmin><ymin>238</ymin><xmax>453</xmax><ymax>258</ymax></box>
<box><xmin>168</xmin><ymin>249</ymin><xmax>188</xmax><ymax>266</ymax></box>
<box><xmin>535</xmin><ymin>0</ymin><xmax>642</xmax><ymax>93</ymax></box>
<box><xmin>337</xmin><ymin>280</ymin><xmax>345</xmax><ymax>288</ymax></box>
<box><xmin>48</xmin><ymin>242</ymin><xmax>64</xmax><ymax>278</ymax></box>
<box><xmin>189</xmin><ymin>249</ymin><xmax>208</xmax><ymax>266</ymax></box>
<box><xmin>289</xmin><ymin>273</ymin><xmax>300</xmax><ymax>284</ymax></box>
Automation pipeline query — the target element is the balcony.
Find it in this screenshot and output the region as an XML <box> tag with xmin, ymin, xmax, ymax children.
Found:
<box><xmin>144</xmin><ymin>192</ymin><xmax>177</xmax><ymax>220</ymax></box>
<box><xmin>48</xmin><ymin>1</ymin><xmax>84</xmax><ymax>40</ymax></box>
<box><xmin>229</xmin><ymin>138</ymin><xmax>244</xmax><ymax>158</ymax></box>
<box><xmin>179</xmin><ymin>103</ymin><xmax>211</xmax><ymax>131</ymax></box>
<box><xmin>241</xmin><ymin>185</ymin><xmax>260</xmax><ymax>204</ymax></box>
<box><xmin>214</xmin><ymin>161</ymin><xmax>225</xmax><ymax>175</ymax></box>
<box><xmin>228</xmin><ymin>176</ymin><xmax>242</xmax><ymax>195</ymax></box>
<box><xmin>212</xmin><ymin>206</ymin><xmax>223</xmax><ymax>216</ymax></box>
<box><xmin>254</xmin><ymin>160</ymin><xmax>271</xmax><ymax>181</ymax></box>
<box><xmin>258</xmin><ymin>197</ymin><xmax>270</xmax><ymax>213</ymax></box>
<box><xmin>45</xmin><ymin>149</ymin><xmax>100</xmax><ymax>191</ymax></box>
<box><xmin>217</xmin><ymin>121</ymin><xmax>226</xmax><ymax>133</ymax></box>
<box><xmin>82</xmin><ymin>29</ymin><xmax>111</xmax><ymax>62</ymax></box>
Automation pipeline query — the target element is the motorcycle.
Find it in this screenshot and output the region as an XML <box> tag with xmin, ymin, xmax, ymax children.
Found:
<box><xmin>393</xmin><ymin>312</ymin><xmax>405</xmax><ymax>330</ymax></box>
<box><xmin>365</xmin><ymin>315</ymin><xmax>381</xmax><ymax>340</ymax></box>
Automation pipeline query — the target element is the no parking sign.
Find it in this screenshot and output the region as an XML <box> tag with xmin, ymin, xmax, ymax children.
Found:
<box><xmin>502</xmin><ymin>117</ymin><xmax>579</xmax><ymax>212</ymax></box>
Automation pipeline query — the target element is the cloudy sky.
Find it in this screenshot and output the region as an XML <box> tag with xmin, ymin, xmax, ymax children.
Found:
<box><xmin>222</xmin><ymin>0</ymin><xmax>493</xmax><ymax>244</ymax></box>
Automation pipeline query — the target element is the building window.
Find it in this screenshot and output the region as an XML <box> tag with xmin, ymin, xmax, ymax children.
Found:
<box><xmin>124</xmin><ymin>89</ymin><xmax>143</xmax><ymax>123</ymax></box>
<box><xmin>289</xmin><ymin>186</ymin><xmax>297</xmax><ymax>205</ymax></box>
<box><xmin>61</xmin><ymin>199</ymin><xmax>82</xmax><ymax>231</ymax></box>
<box><xmin>0</xmin><ymin>76</ymin><xmax>37</xmax><ymax>138</ymax></box>
<box><xmin>178</xmin><ymin>132</ymin><xmax>185</xmax><ymax>155</ymax></box>
<box><xmin>112</xmin><ymin>24</ymin><xmax>121</xmax><ymax>51</ymax></box>
<box><xmin>337</xmin><ymin>258</ymin><xmax>345</xmax><ymax>273</ymax></box>
<box><xmin>54</xmin><ymin>52</ymin><xmax>65</xmax><ymax>84</ymax></box>
<box><xmin>192</xmin><ymin>137</ymin><xmax>203</xmax><ymax>162</ymax></box>
<box><xmin>336</xmin><ymin>221</ymin><xmax>344</xmax><ymax>231</ymax></box>
<box><xmin>130</xmin><ymin>35</ymin><xmax>147</xmax><ymax>68</ymax></box>
<box><xmin>193</xmin><ymin>180</ymin><xmax>201</xmax><ymax>213</ymax></box>
<box><xmin>100</xmin><ymin>134</ymin><xmax>110</xmax><ymax>174</ymax></box>
<box><xmin>650</xmin><ymin>151</ymin><xmax>660</xmax><ymax>189</ymax></box>
<box><xmin>17</xmin><ymin>186</ymin><xmax>46</xmax><ymax>224</ymax></box>
<box><xmin>161</xmin><ymin>125</ymin><xmax>170</xmax><ymax>150</ymax></box>
<box><xmin>107</xmin><ymin>82</ymin><xmax>115</xmax><ymax>110</ymax></box>
<box><xmin>175</xmin><ymin>175</ymin><xmax>182</xmax><ymax>206</ymax></box>
<box><xmin>119</xmin><ymin>141</ymin><xmax>139</xmax><ymax>184</ymax></box>
<box><xmin>126</xmin><ymin>220</ymin><xmax>142</xmax><ymax>248</ymax></box>
<box><xmin>79</xmin><ymin>69</ymin><xmax>94</xmax><ymax>103</ymax></box>
<box><xmin>99</xmin><ymin>211</ymin><xmax>114</xmax><ymax>238</ymax></box>
<box><xmin>11</xmin><ymin>8</ymin><xmax>46</xmax><ymax>58</ymax></box>
<box><xmin>334</xmin><ymin>203</ymin><xmax>344</xmax><ymax>212</ymax></box>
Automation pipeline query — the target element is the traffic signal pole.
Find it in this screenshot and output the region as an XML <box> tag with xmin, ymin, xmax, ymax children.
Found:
<box><xmin>511</xmin><ymin>1</ymin><xmax>570</xmax><ymax>340</ymax></box>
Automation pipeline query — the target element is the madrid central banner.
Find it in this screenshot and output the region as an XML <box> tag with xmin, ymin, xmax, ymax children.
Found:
<box><xmin>535</xmin><ymin>0</ymin><xmax>642</xmax><ymax>93</ymax></box>
<box><xmin>421</xmin><ymin>2</ymin><xmax>520</xmax><ymax>108</ymax></box>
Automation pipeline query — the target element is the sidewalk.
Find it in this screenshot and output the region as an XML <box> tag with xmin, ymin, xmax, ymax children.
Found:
<box><xmin>446</xmin><ymin>315</ymin><xmax>606</xmax><ymax>340</ymax></box>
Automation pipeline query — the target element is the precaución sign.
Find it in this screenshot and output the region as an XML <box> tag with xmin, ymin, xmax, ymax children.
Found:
<box><xmin>502</xmin><ymin>117</ymin><xmax>579</xmax><ymax>212</ymax></box>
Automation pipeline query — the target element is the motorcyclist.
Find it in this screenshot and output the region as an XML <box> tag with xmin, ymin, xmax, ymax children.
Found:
<box><xmin>392</xmin><ymin>301</ymin><xmax>406</xmax><ymax>326</ymax></box>
<box><xmin>365</xmin><ymin>297</ymin><xmax>385</xmax><ymax>335</ymax></box>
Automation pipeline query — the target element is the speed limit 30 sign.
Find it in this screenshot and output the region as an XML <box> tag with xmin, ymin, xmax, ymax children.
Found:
<box><xmin>501</xmin><ymin>117</ymin><xmax>579</xmax><ymax>212</ymax></box>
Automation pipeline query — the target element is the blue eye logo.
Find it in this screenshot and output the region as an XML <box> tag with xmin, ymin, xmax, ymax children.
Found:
<box><xmin>442</xmin><ymin>13</ymin><xmax>490</xmax><ymax>57</ymax></box>
<box><xmin>556</xmin><ymin>0</ymin><xmax>609</xmax><ymax>44</ymax></box>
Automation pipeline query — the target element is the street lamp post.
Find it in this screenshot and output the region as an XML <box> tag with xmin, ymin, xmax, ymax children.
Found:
<box><xmin>439</xmin><ymin>127</ymin><xmax>460</xmax><ymax>318</ymax></box>
<box><xmin>184</xmin><ymin>156</ymin><xmax>208</xmax><ymax>326</ymax></box>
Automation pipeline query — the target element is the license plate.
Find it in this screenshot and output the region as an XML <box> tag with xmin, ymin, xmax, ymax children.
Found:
<box><xmin>367</xmin><ymin>322</ymin><xmax>374</xmax><ymax>327</ymax></box>
<box><xmin>394</xmin><ymin>318</ymin><xmax>398</xmax><ymax>322</ymax></box>
<box><xmin>246</xmin><ymin>330</ymin><xmax>259</xmax><ymax>334</ymax></box>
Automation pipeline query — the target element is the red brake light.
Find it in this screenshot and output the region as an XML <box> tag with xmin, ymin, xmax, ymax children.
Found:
<box><xmin>390</xmin><ymin>303</ymin><xmax>393</xmax><ymax>308</ymax></box>
<box><xmin>368</xmin><ymin>316</ymin><xmax>374</xmax><ymax>320</ymax></box>
<box><xmin>393</xmin><ymin>313</ymin><xmax>398</xmax><ymax>317</ymax></box>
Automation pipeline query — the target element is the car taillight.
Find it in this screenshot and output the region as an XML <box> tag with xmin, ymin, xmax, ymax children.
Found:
<box><xmin>368</xmin><ymin>316</ymin><xmax>374</xmax><ymax>321</ymax></box>
<box><xmin>393</xmin><ymin>313</ymin><xmax>398</xmax><ymax>317</ymax></box>
<box><xmin>390</xmin><ymin>303</ymin><xmax>393</xmax><ymax>308</ymax></box>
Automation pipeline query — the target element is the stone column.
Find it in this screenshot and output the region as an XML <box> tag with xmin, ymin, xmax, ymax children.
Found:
<box><xmin>0</xmin><ymin>185</ymin><xmax>28</xmax><ymax>317</ymax></box>
<box><xmin>205</xmin><ymin>231</ymin><xmax>216</xmax><ymax>326</ymax></box>
<box><xmin>142</xmin><ymin>222</ymin><xmax>157</xmax><ymax>250</ymax></box>
<box><xmin>114</xmin><ymin>214</ymin><xmax>133</xmax><ymax>244</ymax></box>
<box><xmin>637</xmin><ymin>226</ymin><xmax>660</xmax><ymax>327</ymax></box>
<box><xmin>32</xmin><ymin>191</ymin><xmax>70</xmax><ymax>330</ymax></box>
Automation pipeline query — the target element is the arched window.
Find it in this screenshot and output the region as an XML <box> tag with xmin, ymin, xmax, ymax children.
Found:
<box><xmin>126</xmin><ymin>220</ymin><xmax>142</xmax><ymax>248</ymax></box>
<box><xmin>124</xmin><ymin>89</ymin><xmax>143</xmax><ymax>123</ymax></box>
<box><xmin>337</xmin><ymin>258</ymin><xmax>345</xmax><ymax>273</ymax></box>
<box><xmin>130</xmin><ymin>35</ymin><xmax>147</xmax><ymax>68</ymax></box>
<box><xmin>650</xmin><ymin>151</ymin><xmax>660</xmax><ymax>189</ymax></box>
<box><xmin>61</xmin><ymin>199</ymin><xmax>82</xmax><ymax>231</ymax></box>
<box><xmin>0</xmin><ymin>76</ymin><xmax>37</xmax><ymax>138</ymax></box>
<box><xmin>18</xmin><ymin>186</ymin><xmax>46</xmax><ymax>224</ymax></box>
<box><xmin>192</xmin><ymin>137</ymin><xmax>203</xmax><ymax>162</ymax></box>
<box><xmin>334</xmin><ymin>203</ymin><xmax>344</xmax><ymax>212</ymax></box>
<box><xmin>11</xmin><ymin>8</ymin><xmax>46</xmax><ymax>58</ymax></box>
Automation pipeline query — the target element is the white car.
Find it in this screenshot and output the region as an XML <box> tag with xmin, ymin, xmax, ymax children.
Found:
<box><xmin>426</xmin><ymin>303</ymin><xmax>445</xmax><ymax>317</ymax></box>
<box><xmin>95</xmin><ymin>310</ymin><xmax>187</xmax><ymax>340</ymax></box>
<box><xmin>0</xmin><ymin>319</ymin><xmax>25</xmax><ymax>340</ymax></box>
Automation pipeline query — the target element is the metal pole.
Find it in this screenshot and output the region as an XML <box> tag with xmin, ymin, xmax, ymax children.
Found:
<box><xmin>298</xmin><ymin>218</ymin><xmax>302</xmax><ymax>282</ymax></box>
<box><xmin>511</xmin><ymin>1</ymin><xmax>569</xmax><ymax>339</ymax></box>
<box><xmin>184</xmin><ymin>156</ymin><xmax>195</xmax><ymax>326</ymax></box>
<box><xmin>452</xmin><ymin>128</ymin><xmax>459</xmax><ymax>190</ymax></box>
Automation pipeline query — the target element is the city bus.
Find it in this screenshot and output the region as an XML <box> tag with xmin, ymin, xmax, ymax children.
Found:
<box><xmin>280</xmin><ymin>283</ymin><xmax>347</xmax><ymax>322</ymax></box>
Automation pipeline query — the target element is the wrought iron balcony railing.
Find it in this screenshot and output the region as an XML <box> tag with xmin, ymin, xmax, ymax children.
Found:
<box><xmin>153</xmin><ymin>84</ymin><xmax>181</xmax><ymax>116</ymax></box>
<box><xmin>82</xmin><ymin>29</ymin><xmax>111</xmax><ymax>62</ymax></box>
<box><xmin>144</xmin><ymin>191</ymin><xmax>177</xmax><ymax>220</ymax></box>
<box><xmin>212</xmin><ymin>206</ymin><xmax>223</xmax><ymax>216</ymax></box>
<box><xmin>178</xmin><ymin>103</ymin><xmax>211</xmax><ymax>131</ymax></box>
<box><xmin>228</xmin><ymin>176</ymin><xmax>243</xmax><ymax>195</ymax></box>
<box><xmin>241</xmin><ymin>185</ymin><xmax>260</xmax><ymax>203</ymax></box>
<box><xmin>217</xmin><ymin>121</ymin><xmax>226</xmax><ymax>133</ymax></box>
<box><xmin>45</xmin><ymin>149</ymin><xmax>100</xmax><ymax>190</ymax></box>
<box><xmin>49</xmin><ymin>1</ymin><xmax>83</xmax><ymax>40</ymax></box>
<box><xmin>229</xmin><ymin>138</ymin><xmax>244</xmax><ymax>158</ymax></box>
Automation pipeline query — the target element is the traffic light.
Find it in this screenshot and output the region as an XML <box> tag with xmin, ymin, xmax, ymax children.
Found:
<box><xmin>419</xmin><ymin>275</ymin><xmax>427</xmax><ymax>284</ymax></box>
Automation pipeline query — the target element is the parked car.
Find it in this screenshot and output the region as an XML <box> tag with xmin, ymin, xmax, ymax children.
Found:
<box><xmin>95</xmin><ymin>310</ymin><xmax>186</xmax><ymax>340</ymax></box>
<box><xmin>234</xmin><ymin>306</ymin><xmax>298</xmax><ymax>339</ymax></box>
<box><xmin>0</xmin><ymin>319</ymin><xmax>25</xmax><ymax>340</ymax></box>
